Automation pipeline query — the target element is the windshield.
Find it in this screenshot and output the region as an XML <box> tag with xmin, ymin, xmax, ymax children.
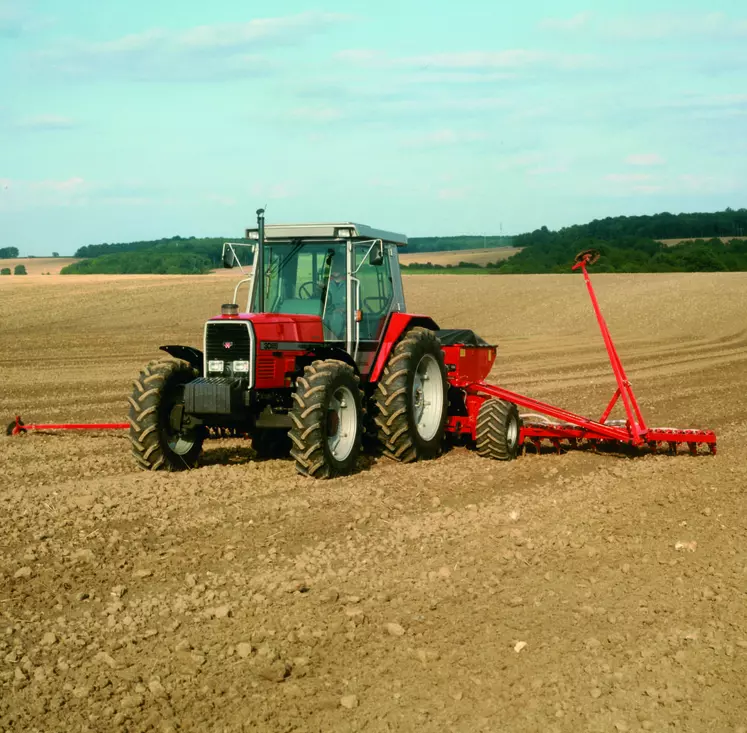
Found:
<box><xmin>250</xmin><ymin>242</ymin><xmax>346</xmax><ymax>324</ymax></box>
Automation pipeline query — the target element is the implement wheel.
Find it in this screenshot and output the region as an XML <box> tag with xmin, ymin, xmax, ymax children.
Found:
<box><xmin>475</xmin><ymin>398</ymin><xmax>521</xmax><ymax>461</ymax></box>
<box><xmin>129</xmin><ymin>358</ymin><xmax>205</xmax><ymax>471</ymax></box>
<box><xmin>374</xmin><ymin>327</ymin><xmax>448</xmax><ymax>462</ymax></box>
<box><xmin>289</xmin><ymin>359</ymin><xmax>363</xmax><ymax>478</ymax></box>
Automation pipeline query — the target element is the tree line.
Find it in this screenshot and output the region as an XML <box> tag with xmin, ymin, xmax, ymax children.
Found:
<box><xmin>402</xmin><ymin>237</ymin><xmax>747</xmax><ymax>274</ymax></box>
<box><xmin>59</xmin><ymin>208</ymin><xmax>747</xmax><ymax>275</ymax></box>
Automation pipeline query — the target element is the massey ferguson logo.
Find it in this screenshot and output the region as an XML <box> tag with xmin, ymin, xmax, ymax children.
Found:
<box><xmin>223</xmin><ymin>342</ymin><xmax>233</xmax><ymax>349</ymax></box>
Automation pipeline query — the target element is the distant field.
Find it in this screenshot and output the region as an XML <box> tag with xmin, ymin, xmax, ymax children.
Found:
<box><xmin>0</xmin><ymin>257</ymin><xmax>79</xmax><ymax>276</ymax></box>
<box><xmin>399</xmin><ymin>246</ymin><xmax>521</xmax><ymax>267</ymax></box>
<box><xmin>659</xmin><ymin>236</ymin><xmax>747</xmax><ymax>247</ymax></box>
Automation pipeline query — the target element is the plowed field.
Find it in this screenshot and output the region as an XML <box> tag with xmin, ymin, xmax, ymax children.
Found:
<box><xmin>1</xmin><ymin>273</ymin><xmax>746</xmax><ymax>733</ymax></box>
<box><xmin>399</xmin><ymin>246</ymin><xmax>521</xmax><ymax>267</ymax></box>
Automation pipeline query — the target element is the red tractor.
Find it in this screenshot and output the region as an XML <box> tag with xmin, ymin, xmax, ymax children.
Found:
<box><xmin>129</xmin><ymin>210</ymin><xmax>505</xmax><ymax>477</ymax></box>
<box><xmin>128</xmin><ymin>211</ymin><xmax>715</xmax><ymax>478</ymax></box>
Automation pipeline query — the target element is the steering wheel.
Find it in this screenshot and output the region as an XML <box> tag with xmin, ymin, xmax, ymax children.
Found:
<box><xmin>363</xmin><ymin>296</ymin><xmax>389</xmax><ymax>314</ymax></box>
<box><xmin>298</xmin><ymin>281</ymin><xmax>317</xmax><ymax>299</ymax></box>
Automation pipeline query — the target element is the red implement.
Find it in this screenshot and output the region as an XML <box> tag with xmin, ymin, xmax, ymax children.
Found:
<box><xmin>464</xmin><ymin>249</ymin><xmax>716</xmax><ymax>456</ymax></box>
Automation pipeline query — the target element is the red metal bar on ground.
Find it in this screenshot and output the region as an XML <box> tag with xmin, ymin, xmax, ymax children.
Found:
<box><xmin>8</xmin><ymin>415</ymin><xmax>128</xmax><ymax>436</ymax></box>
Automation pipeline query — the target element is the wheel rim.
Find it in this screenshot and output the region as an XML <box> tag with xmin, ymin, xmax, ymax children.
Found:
<box><xmin>412</xmin><ymin>354</ymin><xmax>443</xmax><ymax>442</ymax></box>
<box><xmin>327</xmin><ymin>385</ymin><xmax>357</xmax><ymax>461</ymax></box>
<box><xmin>166</xmin><ymin>402</ymin><xmax>196</xmax><ymax>455</ymax></box>
<box><xmin>506</xmin><ymin>413</ymin><xmax>519</xmax><ymax>449</ymax></box>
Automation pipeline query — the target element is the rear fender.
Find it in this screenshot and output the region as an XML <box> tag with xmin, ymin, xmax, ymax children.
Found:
<box><xmin>368</xmin><ymin>313</ymin><xmax>440</xmax><ymax>383</ymax></box>
<box><xmin>159</xmin><ymin>345</ymin><xmax>204</xmax><ymax>375</ymax></box>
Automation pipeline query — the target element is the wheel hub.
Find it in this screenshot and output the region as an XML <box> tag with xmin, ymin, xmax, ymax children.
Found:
<box><xmin>327</xmin><ymin>387</ymin><xmax>356</xmax><ymax>461</ymax></box>
<box><xmin>412</xmin><ymin>354</ymin><xmax>444</xmax><ymax>442</ymax></box>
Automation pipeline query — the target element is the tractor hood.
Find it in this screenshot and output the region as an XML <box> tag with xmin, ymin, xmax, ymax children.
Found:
<box><xmin>208</xmin><ymin>312</ymin><xmax>325</xmax><ymax>346</ymax></box>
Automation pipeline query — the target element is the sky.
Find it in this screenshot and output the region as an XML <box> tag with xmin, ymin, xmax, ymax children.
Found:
<box><xmin>1</xmin><ymin>0</ymin><xmax>746</xmax><ymax>255</ymax></box>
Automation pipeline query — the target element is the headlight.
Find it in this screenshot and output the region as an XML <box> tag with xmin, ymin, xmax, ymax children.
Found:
<box><xmin>208</xmin><ymin>360</ymin><xmax>224</xmax><ymax>372</ymax></box>
<box><xmin>233</xmin><ymin>360</ymin><xmax>250</xmax><ymax>373</ymax></box>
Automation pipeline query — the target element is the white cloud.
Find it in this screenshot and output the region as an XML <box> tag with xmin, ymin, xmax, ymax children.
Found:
<box><xmin>206</xmin><ymin>194</ymin><xmax>237</xmax><ymax>206</ymax></box>
<box><xmin>601</xmin><ymin>171</ymin><xmax>740</xmax><ymax>196</ymax></box>
<box><xmin>250</xmin><ymin>183</ymin><xmax>294</xmax><ymax>200</ymax></box>
<box><xmin>625</xmin><ymin>153</ymin><xmax>665</xmax><ymax>166</ymax></box>
<box><xmin>0</xmin><ymin>0</ymin><xmax>36</xmax><ymax>36</ymax></box>
<box><xmin>496</xmin><ymin>151</ymin><xmax>570</xmax><ymax>176</ymax></box>
<box><xmin>403</xmin><ymin>129</ymin><xmax>486</xmax><ymax>148</ymax></box>
<box><xmin>32</xmin><ymin>13</ymin><xmax>351</xmax><ymax>80</ymax></box>
<box><xmin>0</xmin><ymin>177</ymin><xmax>88</xmax><ymax>212</ymax></box>
<box><xmin>538</xmin><ymin>11</ymin><xmax>747</xmax><ymax>40</ymax></box>
<box><xmin>335</xmin><ymin>48</ymin><xmax>595</xmax><ymax>72</ymax></box>
<box><xmin>604</xmin><ymin>173</ymin><xmax>653</xmax><ymax>183</ymax></box>
<box><xmin>30</xmin><ymin>177</ymin><xmax>85</xmax><ymax>192</ymax></box>
<box><xmin>437</xmin><ymin>187</ymin><xmax>472</xmax><ymax>201</ymax></box>
<box><xmin>290</xmin><ymin>106</ymin><xmax>343</xmax><ymax>123</ymax></box>
<box><xmin>16</xmin><ymin>114</ymin><xmax>77</xmax><ymax>130</ymax></box>
<box><xmin>540</xmin><ymin>12</ymin><xmax>591</xmax><ymax>31</ymax></box>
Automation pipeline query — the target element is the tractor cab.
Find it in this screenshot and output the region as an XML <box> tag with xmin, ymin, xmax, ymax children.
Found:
<box><xmin>223</xmin><ymin>215</ymin><xmax>407</xmax><ymax>374</ymax></box>
<box><xmin>137</xmin><ymin>210</ymin><xmax>452</xmax><ymax>479</ymax></box>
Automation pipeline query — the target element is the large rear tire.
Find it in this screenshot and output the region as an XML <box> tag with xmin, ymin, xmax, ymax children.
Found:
<box><xmin>475</xmin><ymin>398</ymin><xmax>521</xmax><ymax>460</ymax></box>
<box><xmin>289</xmin><ymin>359</ymin><xmax>363</xmax><ymax>478</ymax></box>
<box><xmin>129</xmin><ymin>358</ymin><xmax>204</xmax><ymax>471</ymax></box>
<box><xmin>374</xmin><ymin>327</ymin><xmax>448</xmax><ymax>462</ymax></box>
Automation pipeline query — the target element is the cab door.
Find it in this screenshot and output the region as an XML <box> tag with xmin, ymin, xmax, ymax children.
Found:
<box><xmin>352</xmin><ymin>241</ymin><xmax>397</xmax><ymax>374</ymax></box>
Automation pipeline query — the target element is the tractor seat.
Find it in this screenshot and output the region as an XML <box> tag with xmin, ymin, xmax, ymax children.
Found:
<box><xmin>436</xmin><ymin>329</ymin><xmax>492</xmax><ymax>347</ymax></box>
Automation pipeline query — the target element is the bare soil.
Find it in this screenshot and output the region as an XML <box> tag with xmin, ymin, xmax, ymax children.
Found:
<box><xmin>658</xmin><ymin>237</ymin><xmax>747</xmax><ymax>247</ymax></box>
<box><xmin>399</xmin><ymin>247</ymin><xmax>521</xmax><ymax>267</ymax></box>
<box><xmin>0</xmin><ymin>257</ymin><xmax>80</xmax><ymax>277</ymax></box>
<box><xmin>1</xmin><ymin>272</ymin><xmax>746</xmax><ymax>733</ymax></box>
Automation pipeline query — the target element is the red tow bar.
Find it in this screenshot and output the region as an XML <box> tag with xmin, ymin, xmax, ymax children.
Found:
<box><xmin>6</xmin><ymin>415</ymin><xmax>129</xmax><ymax>437</ymax></box>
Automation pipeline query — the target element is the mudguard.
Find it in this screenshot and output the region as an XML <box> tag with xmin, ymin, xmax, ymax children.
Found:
<box><xmin>159</xmin><ymin>345</ymin><xmax>204</xmax><ymax>375</ymax></box>
<box><xmin>368</xmin><ymin>313</ymin><xmax>440</xmax><ymax>383</ymax></box>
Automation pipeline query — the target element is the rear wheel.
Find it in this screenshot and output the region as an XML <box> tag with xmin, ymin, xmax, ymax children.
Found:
<box><xmin>475</xmin><ymin>398</ymin><xmax>521</xmax><ymax>460</ymax></box>
<box><xmin>129</xmin><ymin>358</ymin><xmax>204</xmax><ymax>471</ymax></box>
<box><xmin>374</xmin><ymin>327</ymin><xmax>448</xmax><ymax>462</ymax></box>
<box><xmin>289</xmin><ymin>359</ymin><xmax>363</xmax><ymax>478</ymax></box>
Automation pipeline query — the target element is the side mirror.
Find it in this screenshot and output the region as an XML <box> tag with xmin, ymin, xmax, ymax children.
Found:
<box><xmin>222</xmin><ymin>244</ymin><xmax>236</xmax><ymax>269</ymax></box>
<box><xmin>370</xmin><ymin>240</ymin><xmax>385</xmax><ymax>266</ymax></box>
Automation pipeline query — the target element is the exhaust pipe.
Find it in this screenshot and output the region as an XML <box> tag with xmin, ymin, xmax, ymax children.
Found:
<box><xmin>256</xmin><ymin>208</ymin><xmax>265</xmax><ymax>313</ymax></box>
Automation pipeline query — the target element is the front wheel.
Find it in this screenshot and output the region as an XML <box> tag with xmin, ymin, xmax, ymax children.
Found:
<box><xmin>129</xmin><ymin>358</ymin><xmax>204</xmax><ymax>471</ymax></box>
<box><xmin>289</xmin><ymin>360</ymin><xmax>363</xmax><ymax>478</ymax></box>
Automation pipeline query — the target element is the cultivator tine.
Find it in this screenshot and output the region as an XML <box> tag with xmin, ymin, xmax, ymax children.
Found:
<box><xmin>551</xmin><ymin>438</ymin><xmax>562</xmax><ymax>454</ymax></box>
<box><xmin>531</xmin><ymin>438</ymin><xmax>543</xmax><ymax>454</ymax></box>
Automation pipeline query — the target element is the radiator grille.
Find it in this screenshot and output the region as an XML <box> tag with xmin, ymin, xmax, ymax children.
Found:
<box><xmin>204</xmin><ymin>321</ymin><xmax>254</xmax><ymax>385</ymax></box>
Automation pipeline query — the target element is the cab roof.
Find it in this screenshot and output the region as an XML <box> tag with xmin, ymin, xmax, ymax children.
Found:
<box><xmin>245</xmin><ymin>222</ymin><xmax>408</xmax><ymax>247</ymax></box>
